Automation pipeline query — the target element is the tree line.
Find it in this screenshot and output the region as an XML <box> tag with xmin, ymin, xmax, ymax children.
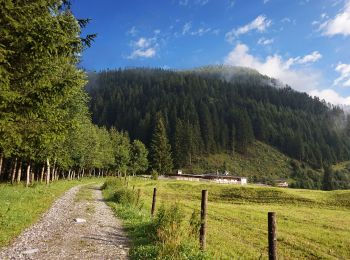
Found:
<box><xmin>0</xmin><ymin>1</ymin><xmax>148</xmax><ymax>185</ymax></box>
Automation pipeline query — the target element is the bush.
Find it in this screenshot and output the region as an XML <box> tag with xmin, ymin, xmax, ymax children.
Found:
<box><xmin>103</xmin><ymin>178</ymin><xmax>140</xmax><ymax>206</ymax></box>
<box><xmin>113</xmin><ymin>187</ymin><xmax>138</xmax><ymax>205</ymax></box>
<box><xmin>151</xmin><ymin>170</ymin><xmax>159</xmax><ymax>180</ymax></box>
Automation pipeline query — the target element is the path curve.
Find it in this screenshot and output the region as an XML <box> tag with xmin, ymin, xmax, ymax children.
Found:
<box><xmin>0</xmin><ymin>184</ymin><xmax>129</xmax><ymax>260</ymax></box>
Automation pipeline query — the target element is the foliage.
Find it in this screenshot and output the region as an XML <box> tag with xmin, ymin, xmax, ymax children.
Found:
<box><xmin>0</xmin><ymin>1</ymin><xmax>149</xmax><ymax>184</ymax></box>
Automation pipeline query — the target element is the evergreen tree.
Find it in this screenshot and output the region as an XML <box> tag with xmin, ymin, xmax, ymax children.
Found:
<box><xmin>235</xmin><ymin>110</ymin><xmax>254</xmax><ymax>154</ymax></box>
<box><xmin>322</xmin><ymin>165</ymin><xmax>334</xmax><ymax>191</ymax></box>
<box><xmin>150</xmin><ymin>116</ymin><xmax>173</xmax><ymax>175</ymax></box>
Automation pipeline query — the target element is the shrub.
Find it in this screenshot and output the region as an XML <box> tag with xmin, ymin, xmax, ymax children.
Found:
<box><xmin>151</xmin><ymin>170</ymin><xmax>159</xmax><ymax>180</ymax></box>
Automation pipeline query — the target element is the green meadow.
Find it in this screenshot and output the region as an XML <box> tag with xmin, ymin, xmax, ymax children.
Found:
<box><xmin>105</xmin><ymin>178</ymin><xmax>350</xmax><ymax>259</ymax></box>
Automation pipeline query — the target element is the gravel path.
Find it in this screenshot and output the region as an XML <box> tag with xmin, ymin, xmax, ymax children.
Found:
<box><xmin>0</xmin><ymin>184</ymin><xmax>129</xmax><ymax>260</ymax></box>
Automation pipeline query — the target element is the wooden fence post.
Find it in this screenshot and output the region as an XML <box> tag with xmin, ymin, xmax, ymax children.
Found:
<box><xmin>136</xmin><ymin>189</ymin><xmax>141</xmax><ymax>205</ymax></box>
<box><xmin>268</xmin><ymin>212</ymin><xmax>277</xmax><ymax>260</ymax></box>
<box><xmin>200</xmin><ymin>190</ymin><xmax>208</xmax><ymax>251</ymax></box>
<box><xmin>151</xmin><ymin>187</ymin><xmax>157</xmax><ymax>216</ymax></box>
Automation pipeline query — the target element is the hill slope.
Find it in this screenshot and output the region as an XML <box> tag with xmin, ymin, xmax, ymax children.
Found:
<box><xmin>86</xmin><ymin>67</ymin><xmax>350</xmax><ymax>188</ymax></box>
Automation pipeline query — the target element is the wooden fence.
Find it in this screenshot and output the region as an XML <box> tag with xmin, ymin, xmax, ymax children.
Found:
<box><xmin>149</xmin><ymin>187</ymin><xmax>278</xmax><ymax>259</ymax></box>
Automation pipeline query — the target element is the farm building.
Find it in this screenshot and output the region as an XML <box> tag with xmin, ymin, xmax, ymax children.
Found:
<box><xmin>170</xmin><ymin>172</ymin><xmax>248</xmax><ymax>185</ymax></box>
<box><xmin>274</xmin><ymin>179</ymin><xmax>289</xmax><ymax>187</ymax></box>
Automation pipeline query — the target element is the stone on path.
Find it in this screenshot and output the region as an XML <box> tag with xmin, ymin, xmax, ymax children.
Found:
<box><xmin>22</xmin><ymin>248</ymin><xmax>39</xmax><ymax>255</ymax></box>
<box><xmin>73</xmin><ymin>218</ymin><xmax>86</xmax><ymax>223</ymax></box>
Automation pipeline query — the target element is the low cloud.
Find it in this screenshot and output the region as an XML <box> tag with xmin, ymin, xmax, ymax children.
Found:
<box><xmin>226</xmin><ymin>15</ymin><xmax>272</xmax><ymax>43</ymax></box>
<box><xmin>224</xmin><ymin>43</ymin><xmax>322</xmax><ymax>92</ymax></box>
<box><xmin>319</xmin><ymin>0</ymin><xmax>350</xmax><ymax>36</ymax></box>
<box><xmin>223</xmin><ymin>43</ymin><xmax>350</xmax><ymax>105</ymax></box>
<box><xmin>309</xmin><ymin>89</ymin><xmax>350</xmax><ymax>105</ymax></box>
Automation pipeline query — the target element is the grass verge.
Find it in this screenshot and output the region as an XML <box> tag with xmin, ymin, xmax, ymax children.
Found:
<box><xmin>102</xmin><ymin>178</ymin><xmax>210</xmax><ymax>259</ymax></box>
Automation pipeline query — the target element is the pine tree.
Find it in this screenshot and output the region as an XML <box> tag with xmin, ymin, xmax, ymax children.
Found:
<box><xmin>150</xmin><ymin>116</ymin><xmax>173</xmax><ymax>175</ymax></box>
<box><xmin>322</xmin><ymin>164</ymin><xmax>334</xmax><ymax>191</ymax></box>
<box><xmin>235</xmin><ymin>110</ymin><xmax>254</xmax><ymax>154</ymax></box>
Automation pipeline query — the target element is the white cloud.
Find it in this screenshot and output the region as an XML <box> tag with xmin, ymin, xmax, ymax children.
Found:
<box><xmin>128</xmin><ymin>48</ymin><xmax>156</xmax><ymax>59</ymax></box>
<box><xmin>257</xmin><ymin>37</ymin><xmax>274</xmax><ymax>45</ymax></box>
<box><xmin>128</xmin><ymin>37</ymin><xmax>158</xmax><ymax>59</ymax></box>
<box><xmin>320</xmin><ymin>0</ymin><xmax>350</xmax><ymax>36</ymax></box>
<box><xmin>181</xmin><ymin>22</ymin><xmax>214</xmax><ymax>36</ymax></box>
<box><xmin>333</xmin><ymin>63</ymin><xmax>350</xmax><ymax>87</ymax></box>
<box><xmin>223</xmin><ymin>43</ymin><xmax>350</xmax><ymax>105</ymax></box>
<box><xmin>225</xmin><ymin>15</ymin><xmax>272</xmax><ymax>43</ymax></box>
<box><xmin>182</xmin><ymin>22</ymin><xmax>192</xmax><ymax>35</ymax></box>
<box><xmin>281</xmin><ymin>17</ymin><xmax>291</xmax><ymax>23</ymax></box>
<box><xmin>224</xmin><ymin>43</ymin><xmax>322</xmax><ymax>92</ymax></box>
<box><xmin>263</xmin><ymin>0</ymin><xmax>270</xmax><ymax>4</ymax></box>
<box><xmin>309</xmin><ymin>89</ymin><xmax>350</xmax><ymax>105</ymax></box>
<box><xmin>135</xmin><ymin>37</ymin><xmax>151</xmax><ymax>48</ymax></box>
<box><xmin>294</xmin><ymin>51</ymin><xmax>322</xmax><ymax>64</ymax></box>
<box><xmin>191</xmin><ymin>27</ymin><xmax>212</xmax><ymax>36</ymax></box>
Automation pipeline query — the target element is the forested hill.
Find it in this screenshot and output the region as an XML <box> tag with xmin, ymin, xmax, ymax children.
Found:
<box><xmin>87</xmin><ymin>67</ymin><xmax>350</xmax><ymax>172</ymax></box>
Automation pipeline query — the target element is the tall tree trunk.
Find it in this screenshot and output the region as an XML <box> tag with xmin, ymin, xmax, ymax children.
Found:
<box><xmin>16</xmin><ymin>160</ymin><xmax>22</xmax><ymax>183</ymax></box>
<box><xmin>0</xmin><ymin>153</ymin><xmax>3</xmax><ymax>180</ymax></box>
<box><xmin>51</xmin><ymin>166</ymin><xmax>55</xmax><ymax>182</ymax></box>
<box><xmin>11</xmin><ymin>158</ymin><xmax>18</xmax><ymax>184</ymax></box>
<box><xmin>26</xmin><ymin>162</ymin><xmax>31</xmax><ymax>187</ymax></box>
<box><xmin>46</xmin><ymin>158</ymin><xmax>50</xmax><ymax>185</ymax></box>
<box><xmin>31</xmin><ymin>167</ymin><xmax>35</xmax><ymax>184</ymax></box>
<box><xmin>40</xmin><ymin>165</ymin><xmax>45</xmax><ymax>183</ymax></box>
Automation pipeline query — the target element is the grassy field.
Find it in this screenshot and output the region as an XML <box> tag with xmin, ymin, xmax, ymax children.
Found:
<box><xmin>105</xmin><ymin>178</ymin><xmax>350</xmax><ymax>259</ymax></box>
<box><xmin>0</xmin><ymin>178</ymin><xmax>101</xmax><ymax>248</ymax></box>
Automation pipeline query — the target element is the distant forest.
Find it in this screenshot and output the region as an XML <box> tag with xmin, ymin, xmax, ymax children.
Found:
<box><xmin>87</xmin><ymin>68</ymin><xmax>350</xmax><ymax>173</ymax></box>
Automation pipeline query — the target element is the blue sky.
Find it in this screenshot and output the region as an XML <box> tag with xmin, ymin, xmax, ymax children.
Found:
<box><xmin>72</xmin><ymin>0</ymin><xmax>350</xmax><ymax>105</ymax></box>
